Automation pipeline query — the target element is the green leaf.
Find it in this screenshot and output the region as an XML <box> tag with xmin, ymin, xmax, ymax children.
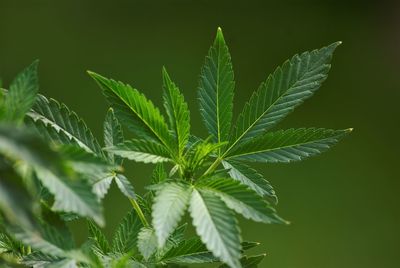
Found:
<box><xmin>219</xmin><ymin>254</ymin><xmax>266</xmax><ymax>268</ymax></box>
<box><xmin>35</xmin><ymin>167</ymin><xmax>104</xmax><ymax>226</ymax></box>
<box><xmin>2</xmin><ymin>60</ymin><xmax>39</xmax><ymax>123</ymax></box>
<box><xmin>104</xmin><ymin>108</ymin><xmax>124</xmax><ymax>165</ymax></box>
<box><xmin>230</xmin><ymin>42</ymin><xmax>341</xmax><ymax>149</ymax></box>
<box><xmin>160</xmin><ymin>237</ymin><xmax>217</xmax><ymax>264</ymax></box>
<box><xmin>112</xmin><ymin>210</ymin><xmax>143</xmax><ymax>254</ymax></box>
<box><xmin>114</xmin><ymin>174</ymin><xmax>136</xmax><ymax>199</ymax></box>
<box><xmin>162</xmin><ymin>68</ymin><xmax>190</xmax><ymax>157</ymax></box>
<box><xmin>106</xmin><ymin>139</ymin><xmax>172</xmax><ymax>164</ymax></box>
<box><xmin>227</xmin><ymin>128</ymin><xmax>352</xmax><ymax>163</ymax></box>
<box><xmin>27</xmin><ymin>94</ymin><xmax>104</xmax><ymax>157</ymax></box>
<box><xmin>0</xmin><ymin>125</ymin><xmax>103</xmax><ymax>225</ymax></box>
<box><xmin>198</xmin><ymin>28</ymin><xmax>235</xmax><ymax>149</ymax></box>
<box><xmin>88</xmin><ymin>71</ymin><xmax>175</xmax><ymax>156</ymax></box>
<box><xmin>197</xmin><ymin>178</ymin><xmax>286</xmax><ymax>224</ymax></box>
<box><xmin>189</xmin><ymin>189</ymin><xmax>241</xmax><ymax>268</ymax></box>
<box><xmin>152</xmin><ymin>183</ymin><xmax>191</xmax><ymax>248</ymax></box>
<box><xmin>88</xmin><ymin>221</ymin><xmax>110</xmax><ymax>255</ymax></box>
<box><xmin>151</xmin><ymin>163</ymin><xmax>167</xmax><ymax>184</ymax></box>
<box><xmin>222</xmin><ymin>160</ymin><xmax>277</xmax><ymax>203</ymax></box>
<box><xmin>137</xmin><ymin>227</ymin><xmax>157</xmax><ymax>261</ymax></box>
<box><xmin>92</xmin><ymin>175</ymin><xmax>114</xmax><ymax>200</ymax></box>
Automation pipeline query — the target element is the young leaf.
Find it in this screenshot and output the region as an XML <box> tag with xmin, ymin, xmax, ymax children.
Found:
<box><xmin>162</xmin><ymin>67</ymin><xmax>190</xmax><ymax>157</ymax></box>
<box><xmin>222</xmin><ymin>160</ymin><xmax>277</xmax><ymax>203</ymax></box>
<box><xmin>152</xmin><ymin>183</ymin><xmax>192</xmax><ymax>248</ymax></box>
<box><xmin>137</xmin><ymin>227</ymin><xmax>157</xmax><ymax>261</ymax></box>
<box><xmin>104</xmin><ymin>108</ymin><xmax>124</xmax><ymax>165</ymax></box>
<box><xmin>2</xmin><ymin>60</ymin><xmax>39</xmax><ymax>123</ymax></box>
<box><xmin>226</xmin><ymin>128</ymin><xmax>352</xmax><ymax>163</ymax></box>
<box><xmin>197</xmin><ymin>178</ymin><xmax>286</xmax><ymax>224</ymax></box>
<box><xmin>189</xmin><ymin>189</ymin><xmax>241</xmax><ymax>268</ymax></box>
<box><xmin>198</xmin><ymin>28</ymin><xmax>235</xmax><ymax>148</ymax></box>
<box><xmin>88</xmin><ymin>71</ymin><xmax>175</xmax><ymax>156</ymax></box>
<box><xmin>112</xmin><ymin>210</ymin><xmax>143</xmax><ymax>254</ymax></box>
<box><xmin>230</xmin><ymin>42</ymin><xmax>341</xmax><ymax>149</ymax></box>
<box><xmin>27</xmin><ymin>94</ymin><xmax>104</xmax><ymax>157</ymax></box>
<box><xmin>106</xmin><ymin>139</ymin><xmax>172</xmax><ymax>164</ymax></box>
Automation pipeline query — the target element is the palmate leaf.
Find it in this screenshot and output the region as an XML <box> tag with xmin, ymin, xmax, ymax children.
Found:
<box><xmin>226</xmin><ymin>128</ymin><xmax>352</xmax><ymax>163</ymax></box>
<box><xmin>189</xmin><ymin>189</ymin><xmax>241</xmax><ymax>268</ymax></box>
<box><xmin>162</xmin><ymin>68</ymin><xmax>190</xmax><ymax>157</ymax></box>
<box><xmin>106</xmin><ymin>139</ymin><xmax>172</xmax><ymax>164</ymax></box>
<box><xmin>197</xmin><ymin>178</ymin><xmax>286</xmax><ymax>224</ymax></box>
<box><xmin>112</xmin><ymin>210</ymin><xmax>143</xmax><ymax>254</ymax></box>
<box><xmin>88</xmin><ymin>71</ymin><xmax>175</xmax><ymax>157</ymax></box>
<box><xmin>104</xmin><ymin>108</ymin><xmax>124</xmax><ymax>165</ymax></box>
<box><xmin>198</xmin><ymin>28</ymin><xmax>235</xmax><ymax>149</ymax></box>
<box><xmin>27</xmin><ymin>94</ymin><xmax>104</xmax><ymax>157</ymax></box>
<box><xmin>229</xmin><ymin>42</ymin><xmax>341</xmax><ymax>150</ymax></box>
<box><xmin>222</xmin><ymin>160</ymin><xmax>277</xmax><ymax>202</ymax></box>
<box><xmin>152</xmin><ymin>183</ymin><xmax>192</xmax><ymax>248</ymax></box>
<box><xmin>1</xmin><ymin>60</ymin><xmax>39</xmax><ymax>123</ymax></box>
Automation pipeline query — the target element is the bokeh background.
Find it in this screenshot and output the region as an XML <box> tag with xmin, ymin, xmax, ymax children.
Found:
<box><xmin>1</xmin><ymin>0</ymin><xmax>399</xmax><ymax>267</ymax></box>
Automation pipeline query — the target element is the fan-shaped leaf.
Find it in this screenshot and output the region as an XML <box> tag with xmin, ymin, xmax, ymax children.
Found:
<box><xmin>106</xmin><ymin>139</ymin><xmax>172</xmax><ymax>164</ymax></box>
<box><xmin>162</xmin><ymin>68</ymin><xmax>190</xmax><ymax>157</ymax></box>
<box><xmin>189</xmin><ymin>189</ymin><xmax>241</xmax><ymax>268</ymax></box>
<box><xmin>198</xmin><ymin>28</ymin><xmax>235</xmax><ymax>149</ymax></box>
<box><xmin>152</xmin><ymin>183</ymin><xmax>191</xmax><ymax>248</ymax></box>
<box><xmin>230</xmin><ymin>42</ymin><xmax>341</xmax><ymax>150</ymax></box>
<box><xmin>227</xmin><ymin>128</ymin><xmax>352</xmax><ymax>163</ymax></box>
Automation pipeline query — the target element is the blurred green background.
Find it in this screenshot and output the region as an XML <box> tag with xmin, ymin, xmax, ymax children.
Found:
<box><xmin>1</xmin><ymin>0</ymin><xmax>399</xmax><ymax>267</ymax></box>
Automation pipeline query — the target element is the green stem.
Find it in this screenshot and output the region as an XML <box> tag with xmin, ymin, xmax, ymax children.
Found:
<box><xmin>129</xmin><ymin>198</ymin><xmax>149</xmax><ymax>227</ymax></box>
<box><xmin>202</xmin><ymin>157</ymin><xmax>223</xmax><ymax>178</ymax></box>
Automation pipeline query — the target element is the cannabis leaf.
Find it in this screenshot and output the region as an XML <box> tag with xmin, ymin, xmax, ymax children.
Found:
<box><xmin>152</xmin><ymin>183</ymin><xmax>192</xmax><ymax>248</ymax></box>
<box><xmin>88</xmin><ymin>71</ymin><xmax>175</xmax><ymax>158</ymax></box>
<box><xmin>1</xmin><ymin>60</ymin><xmax>39</xmax><ymax>123</ymax></box>
<box><xmin>226</xmin><ymin>128</ymin><xmax>352</xmax><ymax>163</ymax></box>
<box><xmin>229</xmin><ymin>42</ymin><xmax>341</xmax><ymax>148</ymax></box>
<box><xmin>104</xmin><ymin>108</ymin><xmax>124</xmax><ymax>165</ymax></box>
<box><xmin>189</xmin><ymin>189</ymin><xmax>241</xmax><ymax>268</ymax></box>
<box><xmin>198</xmin><ymin>27</ymin><xmax>235</xmax><ymax>149</ymax></box>
<box><xmin>162</xmin><ymin>68</ymin><xmax>190</xmax><ymax>157</ymax></box>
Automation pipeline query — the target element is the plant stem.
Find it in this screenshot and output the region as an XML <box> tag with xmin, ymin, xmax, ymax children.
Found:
<box><xmin>202</xmin><ymin>157</ymin><xmax>223</xmax><ymax>178</ymax></box>
<box><xmin>129</xmin><ymin>198</ymin><xmax>149</xmax><ymax>227</ymax></box>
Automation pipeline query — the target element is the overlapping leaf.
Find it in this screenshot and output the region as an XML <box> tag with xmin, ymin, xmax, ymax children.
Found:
<box><xmin>88</xmin><ymin>71</ymin><xmax>175</xmax><ymax>157</ymax></box>
<box><xmin>112</xmin><ymin>210</ymin><xmax>143</xmax><ymax>254</ymax></box>
<box><xmin>104</xmin><ymin>108</ymin><xmax>124</xmax><ymax>165</ymax></box>
<box><xmin>160</xmin><ymin>238</ymin><xmax>216</xmax><ymax>264</ymax></box>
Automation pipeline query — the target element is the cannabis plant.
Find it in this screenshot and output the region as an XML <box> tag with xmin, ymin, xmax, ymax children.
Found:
<box><xmin>0</xmin><ymin>28</ymin><xmax>351</xmax><ymax>268</ymax></box>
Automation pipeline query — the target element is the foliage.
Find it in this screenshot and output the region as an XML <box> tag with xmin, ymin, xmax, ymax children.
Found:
<box><xmin>0</xmin><ymin>28</ymin><xmax>351</xmax><ymax>267</ymax></box>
